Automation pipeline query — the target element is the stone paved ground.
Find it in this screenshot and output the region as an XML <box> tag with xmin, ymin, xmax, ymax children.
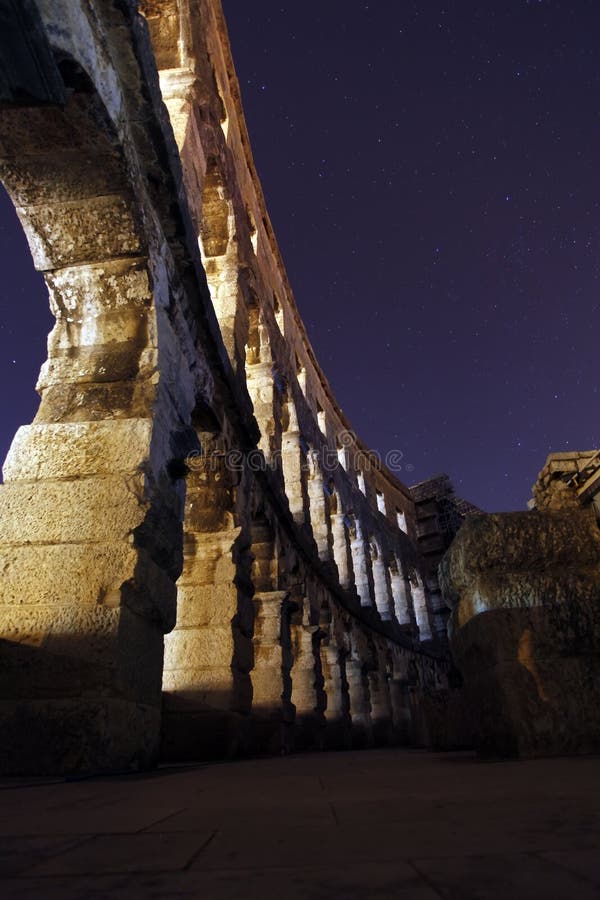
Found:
<box><xmin>0</xmin><ymin>748</ymin><xmax>599</xmax><ymax>899</ymax></box>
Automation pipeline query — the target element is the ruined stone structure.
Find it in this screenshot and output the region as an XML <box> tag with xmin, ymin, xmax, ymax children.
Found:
<box><xmin>441</xmin><ymin>451</ymin><xmax>600</xmax><ymax>758</ymax></box>
<box><xmin>411</xmin><ymin>474</ymin><xmax>481</xmax><ymax>648</ymax></box>
<box><xmin>0</xmin><ymin>0</ymin><xmax>450</xmax><ymax>774</ymax></box>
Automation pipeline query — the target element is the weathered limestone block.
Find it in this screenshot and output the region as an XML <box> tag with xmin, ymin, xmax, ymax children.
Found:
<box><xmin>0</xmin><ymin>469</ymin><xmax>179</xmax><ymax>774</ymax></box>
<box><xmin>17</xmin><ymin>195</ymin><xmax>143</xmax><ymax>270</ymax></box>
<box><xmin>440</xmin><ymin>508</ymin><xmax>600</xmax><ymax>757</ymax></box>
<box><xmin>3</xmin><ymin>420</ymin><xmax>153</xmax><ymax>482</ymax></box>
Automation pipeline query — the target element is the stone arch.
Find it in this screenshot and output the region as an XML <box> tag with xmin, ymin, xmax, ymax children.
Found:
<box><xmin>0</xmin><ymin>56</ymin><xmax>195</xmax><ymax>773</ymax></box>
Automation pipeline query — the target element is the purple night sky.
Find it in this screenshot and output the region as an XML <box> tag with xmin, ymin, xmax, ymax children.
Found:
<box><xmin>1</xmin><ymin>0</ymin><xmax>599</xmax><ymax>511</ymax></box>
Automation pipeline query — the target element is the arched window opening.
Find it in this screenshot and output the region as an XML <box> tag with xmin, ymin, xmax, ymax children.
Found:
<box><xmin>336</xmin><ymin>437</ymin><xmax>348</xmax><ymax>471</ymax></box>
<box><xmin>215</xmin><ymin>80</ymin><xmax>230</xmax><ymax>141</ymax></box>
<box><xmin>246</xmin><ymin>205</ymin><xmax>258</xmax><ymax>254</ymax></box>
<box><xmin>273</xmin><ymin>292</ymin><xmax>285</xmax><ymax>333</ymax></box>
<box><xmin>316</xmin><ymin>400</ymin><xmax>327</xmax><ymax>437</ymax></box>
<box><xmin>245</xmin><ymin>299</ymin><xmax>261</xmax><ymax>366</ymax></box>
<box><xmin>296</xmin><ymin>352</ymin><xmax>307</xmax><ymax>395</ymax></box>
<box><xmin>396</xmin><ymin>508</ymin><xmax>407</xmax><ymax>533</ymax></box>
<box><xmin>357</xmin><ymin>469</ymin><xmax>367</xmax><ymax>496</ymax></box>
<box><xmin>376</xmin><ymin>489</ymin><xmax>386</xmax><ymax>516</ymax></box>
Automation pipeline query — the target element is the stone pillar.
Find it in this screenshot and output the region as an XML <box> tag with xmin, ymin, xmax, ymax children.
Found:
<box><xmin>307</xmin><ymin>453</ymin><xmax>331</xmax><ymax>560</ymax></box>
<box><xmin>320</xmin><ymin>639</ymin><xmax>351</xmax><ymax>750</ymax></box>
<box><xmin>246</xmin><ymin>361</ymin><xmax>275</xmax><ymax>461</ymax></box>
<box><xmin>331</xmin><ymin>510</ymin><xmax>351</xmax><ymax>587</ymax></box>
<box><xmin>390</xmin><ymin>564</ymin><xmax>412</xmax><ymax>626</ymax></box>
<box><xmin>291</xmin><ymin>609</ymin><xmax>325</xmax><ymax>750</ymax></box>
<box><xmin>370</xmin><ymin>542</ymin><xmax>393</xmax><ymax>620</ymax></box>
<box><xmin>346</xmin><ymin>658</ymin><xmax>373</xmax><ymax>748</ymax></box>
<box><xmin>412</xmin><ymin>580</ymin><xmax>433</xmax><ymax>642</ymax></box>
<box><xmin>161</xmin><ymin>453</ymin><xmax>254</xmax><ymax>760</ymax></box>
<box><xmin>349</xmin><ymin>519</ymin><xmax>372</xmax><ymax>606</ymax></box>
<box><xmin>389</xmin><ymin>677</ymin><xmax>412</xmax><ymax>745</ymax></box>
<box><xmin>367</xmin><ymin>665</ymin><xmax>393</xmax><ymax>746</ymax></box>
<box><xmin>252</xmin><ymin>590</ymin><xmax>295</xmax><ymax>753</ymax></box>
<box><xmin>281</xmin><ymin>403</ymin><xmax>306</xmax><ymax>524</ymax></box>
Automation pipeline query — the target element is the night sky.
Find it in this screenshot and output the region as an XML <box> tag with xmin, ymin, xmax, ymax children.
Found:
<box><xmin>1</xmin><ymin>1</ymin><xmax>600</xmax><ymax>511</ymax></box>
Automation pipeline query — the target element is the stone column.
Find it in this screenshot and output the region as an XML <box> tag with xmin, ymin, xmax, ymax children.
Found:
<box><xmin>320</xmin><ymin>639</ymin><xmax>351</xmax><ymax>750</ymax></box>
<box><xmin>367</xmin><ymin>666</ymin><xmax>393</xmax><ymax>746</ymax></box>
<box><xmin>291</xmin><ymin>612</ymin><xmax>325</xmax><ymax>751</ymax></box>
<box><xmin>252</xmin><ymin>590</ymin><xmax>295</xmax><ymax>754</ymax></box>
<box><xmin>281</xmin><ymin>402</ymin><xmax>306</xmax><ymax>524</ymax></box>
<box><xmin>349</xmin><ymin>519</ymin><xmax>372</xmax><ymax>606</ymax></box>
<box><xmin>331</xmin><ymin>511</ymin><xmax>351</xmax><ymax>587</ymax></box>
<box><xmin>161</xmin><ymin>453</ymin><xmax>254</xmax><ymax>760</ymax></box>
<box><xmin>307</xmin><ymin>453</ymin><xmax>331</xmax><ymax>560</ymax></box>
<box><xmin>412</xmin><ymin>580</ymin><xmax>433</xmax><ymax>642</ymax></box>
<box><xmin>370</xmin><ymin>542</ymin><xmax>393</xmax><ymax>621</ymax></box>
<box><xmin>390</xmin><ymin>564</ymin><xmax>412</xmax><ymax>626</ymax></box>
<box><xmin>346</xmin><ymin>658</ymin><xmax>373</xmax><ymax>748</ymax></box>
<box><xmin>246</xmin><ymin>361</ymin><xmax>275</xmax><ymax>461</ymax></box>
<box><xmin>389</xmin><ymin>677</ymin><xmax>412</xmax><ymax>745</ymax></box>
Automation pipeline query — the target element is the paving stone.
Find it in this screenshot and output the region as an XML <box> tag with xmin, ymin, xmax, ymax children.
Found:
<box><xmin>27</xmin><ymin>832</ymin><xmax>213</xmax><ymax>876</ymax></box>
<box><xmin>0</xmin><ymin>836</ymin><xmax>88</xmax><ymax>876</ymax></box>
<box><xmin>540</xmin><ymin>850</ymin><xmax>600</xmax><ymax>887</ymax></box>
<box><xmin>412</xmin><ymin>852</ymin><xmax>600</xmax><ymax>900</ymax></box>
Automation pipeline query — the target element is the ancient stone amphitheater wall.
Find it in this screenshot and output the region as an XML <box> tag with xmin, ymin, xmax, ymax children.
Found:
<box><xmin>0</xmin><ymin>0</ymin><xmax>449</xmax><ymax>773</ymax></box>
